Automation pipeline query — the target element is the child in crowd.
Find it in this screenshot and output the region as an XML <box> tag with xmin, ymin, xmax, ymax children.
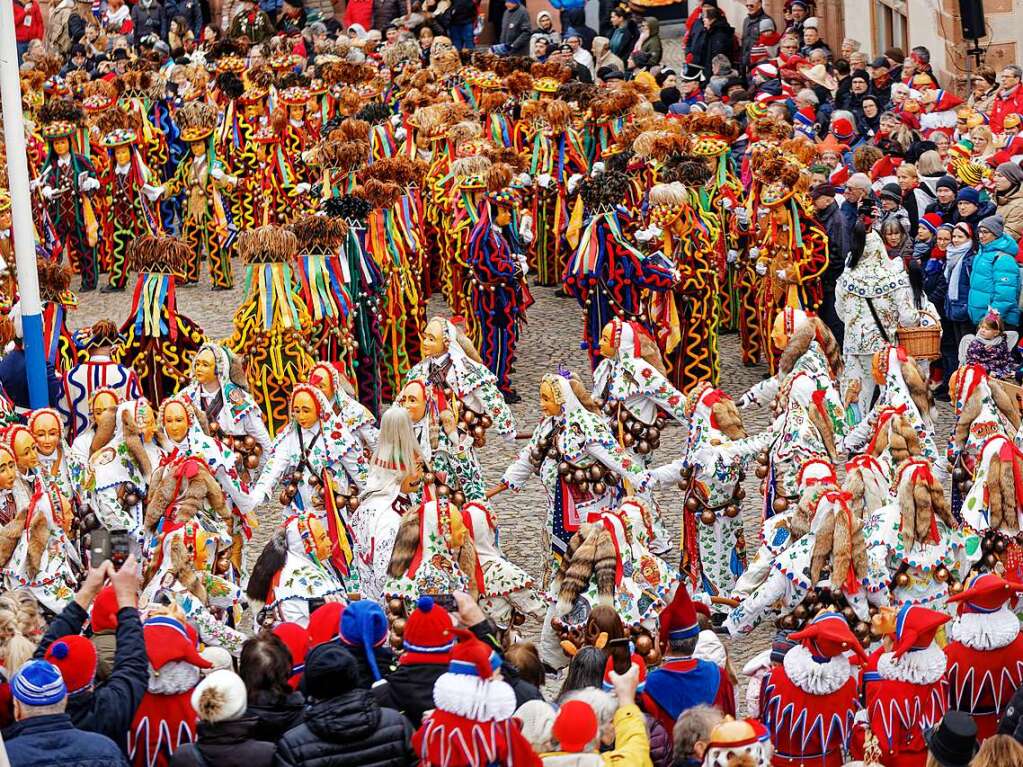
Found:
<box><xmin>963</xmin><ymin>309</ymin><xmax>1018</xmax><ymax>380</ymax></box>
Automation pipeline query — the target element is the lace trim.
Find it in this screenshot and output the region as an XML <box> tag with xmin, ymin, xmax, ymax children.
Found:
<box><xmin>948</xmin><ymin>607</ymin><xmax>1021</xmax><ymax>651</ymax></box>
<box><xmin>783</xmin><ymin>644</ymin><xmax>853</xmax><ymax>694</ymax></box>
<box><xmin>876</xmin><ymin>643</ymin><xmax>947</xmax><ymax>685</ymax></box>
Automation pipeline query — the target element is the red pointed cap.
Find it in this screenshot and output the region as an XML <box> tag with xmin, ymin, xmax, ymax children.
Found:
<box><xmin>143</xmin><ymin>616</ymin><xmax>213</xmax><ymax>670</ymax></box>
<box><xmin>307</xmin><ymin>602</ymin><xmax>345</xmax><ymax>647</ymax></box>
<box><xmin>272</xmin><ymin>622</ymin><xmax>310</xmax><ymax>689</ymax></box>
<box><xmin>447</xmin><ymin>628</ymin><xmax>501</xmax><ymax>680</ymax></box>
<box><xmin>659</xmin><ymin>584</ymin><xmax>699</xmax><ymax>647</ymax></box>
<box><xmin>891</xmin><ymin>603</ymin><xmax>950</xmax><ymax>658</ymax></box>
<box><xmin>947</xmin><ymin>572</ymin><xmax>1023</xmax><ymax>614</ymax></box>
<box><xmin>789</xmin><ymin>611</ymin><xmax>867</xmax><ymax>662</ymax></box>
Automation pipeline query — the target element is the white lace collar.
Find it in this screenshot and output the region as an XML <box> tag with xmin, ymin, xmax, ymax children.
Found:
<box><xmin>783</xmin><ymin>644</ymin><xmax>853</xmax><ymax>694</ymax></box>
<box><xmin>948</xmin><ymin>607</ymin><xmax>1021</xmax><ymax>651</ymax></box>
<box><xmin>877</xmin><ymin>643</ymin><xmax>946</xmax><ymax>685</ymax></box>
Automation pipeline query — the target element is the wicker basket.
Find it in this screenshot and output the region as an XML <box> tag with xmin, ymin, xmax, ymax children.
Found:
<box><xmin>897</xmin><ymin>315</ymin><xmax>942</xmax><ymax>360</ymax></box>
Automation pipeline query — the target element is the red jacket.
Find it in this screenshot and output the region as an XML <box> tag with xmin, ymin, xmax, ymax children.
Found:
<box><xmin>991</xmin><ymin>85</ymin><xmax>1023</xmax><ymax>134</ymax></box>
<box><xmin>946</xmin><ymin>632</ymin><xmax>1023</xmax><ymax>742</ymax></box>
<box><xmin>14</xmin><ymin>0</ymin><xmax>44</xmax><ymax>43</ymax></box>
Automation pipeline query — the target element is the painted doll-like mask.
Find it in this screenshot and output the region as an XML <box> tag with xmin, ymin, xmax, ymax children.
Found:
<box><xmin>539</xmin><ymin>379</ymin><xmax>562</xmax><ymax>417</ymax></box>
<box><xmin>598</xmin><ymin>322</ymin><xmax>617</xmax><ymax>359</ymax></box>
<box><xmin>190</xmin><ymin>140</ymin><xmax>207</xmax><ymax>157</ymax></box>
<box><xmin>310</xmin><ymin>365</ymin><xmax>334</xmax><ymax>401</ymax></box>
<box><xmin>398</xmin><ymin>382</ymin><xmax>427</xmax><ymax>423</ymax></box>
<box><xmin>0</xmin><ymin>448</ymin><xmax>16</xmax><ymax>490</ymax></box>
<box><xmin>138</xmin><ymin>401</ymin><xmax>157</xmax><ymax>442</ymax></box>
<box><xmin>163</xmin><ymin>400</ymin><xmax>190</xmax><ymax>444</ymax></box>
<box><xmin>193</xmin><ymin>348</ymin><xmax>217</xmax><ymax>385</ymax></box>
<box><xmin>292</xmin><ymin>390</ymin><xmax>319</xmax><ymax>430</ymax></box>
<box><xmin>30</xmin><ymin>411</ymin><xmax>62</xmax><ymax>457</ymax></box>
<box><xmin>114</xmin><ymin>145</ymin><xmax>132</xmax><ymax>165</ymax></box>
<box><xmin>421</xmin><ymin>319</ymin><xmax>446</xmax><ymax>359</ymax></box>
<box><xmin>13</xmin><ymin>429</ymin><xmax>39</xmax><ymax>473</ymax></box>
<box><xmin>91</xmin><ymin>390</ymin><xmax>119</xmax><ymax>425</ymax></box>
<box><xmin>52</xmin><ymin>137</ymin><xmax>71</xmax><ymax>156</ymax></box>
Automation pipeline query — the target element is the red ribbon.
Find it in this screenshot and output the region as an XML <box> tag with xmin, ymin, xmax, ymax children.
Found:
<box><xmin>866</xmin><ymin>403</ymin><xmax>907</xmax><ymax>455</ymax></box>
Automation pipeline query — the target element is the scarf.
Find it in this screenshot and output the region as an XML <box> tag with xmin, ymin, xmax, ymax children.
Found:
<box><xmin>945</xmin><ymin>240</ymin><xmax>973</xmax><ymax>302</ymax></box>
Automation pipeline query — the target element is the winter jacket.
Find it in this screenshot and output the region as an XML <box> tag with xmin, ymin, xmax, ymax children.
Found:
<box><xmin>991</xmin><ymin>85</ymin><xmax>1023</xmax><ymax>134</ymax></box>
<box><xmin>953</xmin><ymin>199</ymin><xmax>996</xmax><ymax>231</ymax></box>
<box><xmin>645</xmin><ymin>714</ymin><xmax>673</xmax><ymax>767</ymax></box>
<box><xmin>639</xmin><ymin>18</ymin><xmax>662</xmax><ymax>66</ymax></box>
<box><xmin>817</xmin><ymin>201</ymin><xmax>850</xmax><ymax>291</ymax></box>
<box><xmin>14</xmin><ymin>0</ymin><xmax>44</xmax><ymax>43</ymax></box>
<box><xmin>169</xmin><ymin>718</ymin><xmax>275</xmax><ymax>767</ymax></box>
<box><xmin>246</xmin><ymin>691</ymin><xmax>305</xmax><ymax>743</ymax></box>
<box><xmin>5</xmin><ymin>713</ymin><xmax>130</xmax><ymax>767</ymax></box>
<box><xmin>273</xmin><ymin>688</ymin><xmax>415</xmax><ymax>767</ymax></box>
<box><xmin>695</xmin><ymin>19</ymin><xmax>734</xmax><ymax>79</ymax></box>
<box><xmin>541</xmin><ymin>704</ymin><xmax>652</xmax><ymax>767</ymax></box>
<box><xmin>46</xmin><ymin>0</ymin><xmax>76</xmax><ymax>55</ymax></box>
<box><xmin>373</xmin><ymin>662</ymin><xmax>445</xmax><ymax>727</ymax></box>
<box><xmin>996</xmin><ymin>184</ymin><xmax>1023</xmax><ymax>242</ymax></box>
<box><xmin>944</xmin><ymin>248</ymin><xmax>974</xmax><ymax>323</ymax></box>
<box><xmin>968</xmin><ymin>233</ymin><xmax>1021</xmax><ymax>326</ymax></box>
<box><xmin>131</xmin><ymin>1</ymin><xmax>166</xmax><ymax>43</ymax></box>
<box><xmin>608</xmin><ymin>19</ymin><xmax>638</xmax><ymax>61</ymax></box>
<box><xmin>922</xmin><ymin>253</ymin><xmax>949</xmax><ymax>315</ymax></box>
<box><xmin>740</xmin><ymin>7</ymin><xmax>774</xmax><ymax>72</ymax></box>
<box><xmin>164</xmin><ymin>0</ymin><xmax>203</xmax><ymax>38</ymax></box>
<box><xmin>34</xmin><ymin>602</ymin><xmax>149</xmax><ymax>753</ymax></box>
<box><xmin>499</xmin><ymin>4</ymin><xmax>532</xmax><ymax>56</ymax></box>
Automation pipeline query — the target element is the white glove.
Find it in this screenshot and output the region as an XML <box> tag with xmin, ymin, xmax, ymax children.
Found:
<box><xmin>721</xmin><ymin>197</ymin><xmax>734</xmax><ymax>211</ymax></box>
<box><xmin>390</xmin><ymin>113</ymin><xmax>403</xmax><ymax>127</ymax></box>
<box><xmin>516</xmin><ymin>251</ymin><xmax>529</xmax><ymax>276</ymax></box>
<box><xmin>41</xmin><ymin>186</ymin><xmax>56</xmax><ymax>201</ymax></box>
<box><xmin>77</xmin><ymin>170</ymin><xmax>91</xmax><ymax>186</ymax></box>
<box><xmin>734</xmin><ymin>206</ymin><xmax>749</xmax><ymax>226</ymax></box>
<box><xmin>567</xmin><ymin>173</ymin><xmax>583</xmax><ymax>194</ymax></box>
<box><xmin>394</xmin><ymin>127</ymin><xmax>407</xmax><ymax>142</ymax></box>
<box><xmin>295</xmin><ymin>182</ymin><xmax>311</xmax><ymax>195</ymax></box>
<box><xmin>635</xmin><ymin>225</ymin><xmax>663</xmax><ymax>243</ymax></box>
<box><xmin>592</xmin><ymin>162</ymin><xmax>606</xmax><ymax>176</ymax></box>
<box><xmin>727</xmin><ymin>249</ymin><xmax>738</xmax><ymax>264</ymax></box>
<box><xmin>749</xmin><ymin>246</ymin><xmax>760</xmax><ymax>260</ymax></box>
<box><xmin>755</xmin><ymin>261</ymin><xmax>768</xmax><ymax>276</ymax></box>
<box><xmin>81</xmin><ymin>177</ymin><xmax>100</xmax><ymax>192</ymax></box>
<box><xmin>143</xmin><ymin>185</ymin><xmax>165</xmax><ymax>201</ymax></box>
<box><xmin>518</xmin><ymin>213</ymin><xmax>534</xmax><ymax>245</ymax></box>
<box><xmin>537</xmin><ymin>173</ymin><xmax>552</xmax><ymax>189</ymax></box>
<box><xmin>210</xmin><ymin>167</ymin><xmax>226</xmax><ymax>181</ymax></box>
<box><xmin>775</xmin><ymin>269</ymin><xmax>787</xmax><ymax>281</ymax></box>
<box><xmin>301</xmin><ymin>149</ymin><xmax>315</xmax><ymax>164</ymax></box>
<box><xmin>515</xmin><ymin>172</ymin><xmax>532</xmax><ymax>186</ymax></box>
<box><xmin>29</xmin><ymin>178</ymin><xmax>41</xmax><ymax>191</ymax></box>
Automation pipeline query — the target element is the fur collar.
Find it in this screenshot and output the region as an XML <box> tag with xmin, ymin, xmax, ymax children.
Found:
<box><xmin>147</xmin><ymin>660</ymin><xmax>201</xmax><ymax>695</ymax></box>
<box><xmin>783</xmin><ymin>644</ymin><xmax>853</xmax><ymax>695</ymax></box>
<box><xmin>877</xmin><ymin>643</ymin><xmax>946</xmax><ymax>685</ymax></box>
<box><xmin>948</xmin><ymin>607</ymin><xmax>1021</xmax><ymax>651</ymax></box>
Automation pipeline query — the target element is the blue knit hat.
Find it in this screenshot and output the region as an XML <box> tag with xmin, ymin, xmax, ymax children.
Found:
<box><xmin>12</xmin><ymin>660</ymin><xmax>67</xmax><ymax>706</ymax></box>
<box><xmin>338</xmin><ymin>600</ymin><xmax>388</xmax><ymax>681</ymax></box>
<box><xmin>957</xmin><ymin>186</ymin><xmax>980</xmax><ymax>205</ymax></box>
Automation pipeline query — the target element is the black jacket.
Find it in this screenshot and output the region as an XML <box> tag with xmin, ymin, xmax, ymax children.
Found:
<box><xmin>170</xmin><ymin>718</ymin><xmax>275</xmax><ymax>767</ymax></box>
<box><xmin>164</xmin><ymin>0</ymin><xmax>203</xmax><ymax>38</ymax></box>
<box><xmin>740</xmin><ymin>8</ymin><xmax>774</xmax><ymax>72</ymax></box>
<box><xmin>4</xmin><ymin>713</ymin><xmax>129</xmax><ymax>767</ymax></box>
<box><xmin>373</xmin><ymin>663</ymin><xmax>445</xmax><ymax>728</ymax></box>
<box><xmin>130</xmin><ymin>1</ymin><xmax>165</xmax><ymax>42</ymax></box>
<box><xmin>999</xmin><ymin>683</ymin><xmax>1023</xmax><ymax>738</ymax></box>
<box><xmin>499</xmin><ymin>4</ymin><xmax>531</xmax><ymax>56</ymax></box>
<box><xmin>696</xmin><ymin>19</ymin><xmax>735</xmax><ymax>78</ymax></box>
<box><xmin>246</xmin><ymin>691</ymin><xmax>305</xmax><ymax>743</ymax></box>
<box><xmin>273</xmin><ymin>689</ymin><xmax>415</xmax><ymax>767</ymax></box>
<box><xmin>34</xmin><ymin>602</ymin><xmax>149</xmax><ymax>752</ymax></box>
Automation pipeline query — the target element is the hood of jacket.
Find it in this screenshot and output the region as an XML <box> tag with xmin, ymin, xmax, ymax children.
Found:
<box><xmin>982</xmin><ymin>232</ymin><xmax>1020</xmax><ymax>257</ymax></box>
<box><xmin>246</xmin><ymin>690</ymin><xmax>305</xmax><ymax>738</ymax></box>
<box><xmin>305</xmin><ymin>689</ymin><xmax>382</xmax><ymax>743</ymax></box>
<box><xmin>195</xmin><ymin>717</ymin><xmax>263</xmax><ymax>746</ymax></box>
<box><xmin>643</xmin><ymin>16</ymin><xmax>659</xmax><ymax>35</ymax></box>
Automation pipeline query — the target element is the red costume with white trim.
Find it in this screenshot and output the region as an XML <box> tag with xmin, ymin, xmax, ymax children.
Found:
<box><xmin>762</xmin><ymin>612</ymin><xmax>864</xmax><ymax>767</ymax></box>
<box><xmin>945</xmin><ymin>573</ymin><xmax>1023</xmax><ymax>741</ymax></box>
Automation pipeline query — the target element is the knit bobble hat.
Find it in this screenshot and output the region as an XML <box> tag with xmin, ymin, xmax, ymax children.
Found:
<box><xmin>936</xmin><ymin>175</ymin><xmax>958</xmax><ymax>193</ymax></box>
<box><xmin>338</xmin><ymin>600</ymin><xmax>389</xmax><ymax>682</ymax></box>
<box><xmin>956</xmin><ymin>186</ymin><xmax>980</xmax><ymax>205</ymax></box>
<box><xmin>272</xmin><ymin>622</ymin><xmax>310</xmax><ymax>689</ymax></box>
<box><xmin>306</xmin><ymin>601</ymin><xmax>345</xmax><ymax>647</ymax></box>
<box><xmin>191</xmin><ymin>669</ymin><xmax>248</xmax><ymax>723</ymax></box>
<box><xmin>979</xmin><ymin>214</ymin><xmax>1005</xmax><ymax>238</ymax></box>
<box><xmin>89</xmin><ymin>586</ymin><xmax>119</xmax><ymax>633</ymax></box>
<box><xmin>44</xmin><ymin>635</ymin><xmax>98</xmax><ymax>695</ymax></box>
<box><xmin>11</xmin><ymin>660</ymin><xmax>67</xmax><ymax>707</ymax></box>
<box><xmin>551</xmin><ymin>700</ymin><xmax>599</xmax><ymax>753</ymax></box>
<box><xmin>400</xmin><ymin>596</ymin><xmax>456</xmax><ymax>666</ymax></box>
<box><xmin>920</xmin><ymin>212</ymin><xmax>943</xmax><ymax>235</ymax></box>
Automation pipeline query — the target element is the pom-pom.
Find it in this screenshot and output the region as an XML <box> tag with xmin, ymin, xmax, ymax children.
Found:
<box><xmin>50</xmin><ymin>640</ymin><xmax>69</xmax><ymax>660</ymax></box>
<box><xmin>417</xmin><ymin>595</ymin><xmax>435</xmax><ymax>613</ymax></box>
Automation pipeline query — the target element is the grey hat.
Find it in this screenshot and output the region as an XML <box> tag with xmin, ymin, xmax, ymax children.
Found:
<box><xmin>979</xmin><ymin>214</ymin><xmax>1005</xmax><ymax>238</ymax></box>
<box><xmin>997</xmin><ymin>162</ymin><xmax>1023</xmax><ymax>186</ymax></box>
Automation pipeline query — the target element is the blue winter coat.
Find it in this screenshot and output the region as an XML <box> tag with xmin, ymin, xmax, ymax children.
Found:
<box><xmin>967</xmin><ymin>233</ymin><xmax>1021</xmax><ymax>326</ymax></box>
<box><xmin>4</xmin><ymin>713</ymin><xmax>129</xmax><ymax>767</ymax></box>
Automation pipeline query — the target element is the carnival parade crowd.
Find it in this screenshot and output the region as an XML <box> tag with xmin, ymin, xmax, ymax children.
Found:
<box><xmin>8</xmin><ymin>0</ymin><xmax>1023</xmax><ymax>765</ymax></box>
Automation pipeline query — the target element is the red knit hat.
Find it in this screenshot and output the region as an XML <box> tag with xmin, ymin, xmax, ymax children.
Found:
<box><xmin>143</xmin><ymin>617</ymin><xmax>213</xmax><ymax>670</ymax></box>
<box><xmin>602</xmin><ymin>653</ymin><xmax>647</xmax><ymax>693</ymax></box>
<box><xmin>789</xmin><ymin>612</ymin><xmax>867</xmax><ymax>661</ymax></box>
<box><xmin>659</xmin><ymin>585</ymin><xmax>700</xmax><ymax>648</ymax></box>
<box><xmin>920</xmin><ymin>212</ymin><xmax>944</xmax><ymax>236</ymax></box>
<box><xmin>400</xmin><ymin>596</ymin><xmax>455</xmax><ymax>666</ymax></box>
<box><xmin>44</xmin><ymin>635</ymin><xmax>98</xmax><ymax>695</ymax></box>
<box><xmin>889</xmin><ymin>603</ymin><xmax>949</xmax><ymax>658</ymax></box>
<box><xmin>447</xmin><ymin>628</ymin><xmax>501</xmax><ymax>679</ymax></box>
<box><xmin>89</xmin><ymin>586</ymin><xmax>119</xmax><ymax>633</ymax></box>
<box><xmin>948</xmin><ymin>573</ymin><xmax>1023</xmax><ymax>614</ymax></box>
<box><xmin>307</xmin><ymin>602</ymin><xmax>345</xmax><ymax>647</ymax></box>
<box><xmin>830</xmin><ymin>117</ymin><xmax>855</xmax><ymax>141</ymax></box>
<box><xmin>272</xmin><ymin>622</ymin><xmax>309</xmax><ymax>690</ymax></box>
<box><xmin>551</xmin><ymin>700</ymin><xmax>598</xmax><ymax>753</ymax></box>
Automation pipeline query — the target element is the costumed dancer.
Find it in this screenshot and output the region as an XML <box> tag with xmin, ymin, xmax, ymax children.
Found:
<box><xmin>60</xmin><ymin>320</ymin><xmax>141</xmax><ymax>441</ymax></box>
<box><xmin>98</xmin><ymin>127</ymin><xmax>163</xmax><ymax>292</ymax></box>
<box><xmin>945</xmin><ymin>573</ymin><xmax>1023</xmax><ymax>741</ymax></box>
<box><xmin>0</xmin><ymin>427</ymin><xmax>78</xmax><ymax>613</ymax></box>
<box><xmin>761</xmin><ymin>612</ymin><xmax>865</xmax><ymax>767</ymax></box>
<box><xmin>223</xmin><ymin>226</ymin><xmax>315</xmax><ymax>438</ymax></box>
<box><xmin>35</xmin><ymin>102</ymin><xmax>101</xmax><ymax>291</ymax></box>
<box><xmin>492</xmin><ymin>371</ymin><xmax>651</xmax><ymax>586</ymax></box>
<box><xmin>29</xmin><ymin>408</ymin><xmax>77</xmax><ymax>510</ymax></box>
<box><xmin>163</xmin><ymin>101</ymin><xmax>236</xmax><ymax>289</ymax></box>
<box><xmin>958</xmin><ymin>434</ymin><xmax>1023</xmax><ymax>580</ymax></box>
<box><xmin>854</xmin><ymin>603</ymin><xmax>950</xmax><ymax>767</ymax></box>
<box><xmin>644</xmin><ymin>180</ymin><xmax>720</xmax><ymax>391</ymax></box>
<box><xmin>564</xmin><ymin>171</ymin><xmax>676</xmax><ymax>369</ymax></box>
<box><xmin>309</xmin><ymin>362</ymin><xmax>378</xmax><ymax>455</ymax></box>
<box><xmin>24</xmin><ymin>259</ymin><xmax>78</xmax><ymax>377</ymax></box>
<box><xmin>249</xmin><ymin>384</ymin><xmax>368</xmax><ymax>593</ymax></box>
<box><xmin>116</xmin><ymin>235</ymin><xmax>206</xmax><ymax>404</ymax></box>
<box><xmin>241</xmin><ymin>124</ymin><xmax>310</xmax><ymax>227</ymax></box>
<box><xmin>466</xmin><ymin>164</ymin><xmax>534</xmax><ymax>401</ymax></box>
<box><xmin>351</xmin><ymin>405</ymin><xmax>424</xmax><ymax>601</ymax></box>
<box><xmin>180</xmin><ymin>343</ymin><xmax>271</xmax><ymax>481</ymax></box>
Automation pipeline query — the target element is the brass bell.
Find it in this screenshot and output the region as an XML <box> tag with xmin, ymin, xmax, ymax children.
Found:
<box><xmin>685</xmin><ymin>496</ymin><xmax>701</xmax><ymax>512</ymax></box>
<box><xmin>772</xmin><ymin>497</ymin><xmax>789</xmax><ymax>513</ymax></box>
<box><xmin>700</xmin><ymin>509</ymin><xmax>716</xmax><ymax>525</ymax></box>
<box><xmin>724</xmin><ymin>505</ymin><xmax>740</xmax><ymax>518</ymax></box>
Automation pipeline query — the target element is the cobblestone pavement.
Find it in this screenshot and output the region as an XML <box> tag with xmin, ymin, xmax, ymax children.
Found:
<box><xmin>72</xmin><ymin>258</ymin><xmax>954</xmax><ymax>708</ymax></box>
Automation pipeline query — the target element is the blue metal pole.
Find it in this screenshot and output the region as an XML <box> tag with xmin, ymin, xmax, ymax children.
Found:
<box><xmin>1</xmin><ymin>0</ymin><xmax>50</xmax><ymax>409</ymax></box>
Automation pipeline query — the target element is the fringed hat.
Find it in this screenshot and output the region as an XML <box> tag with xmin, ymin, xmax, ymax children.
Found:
<box><xmin>100</xmin><ymin>128</ymin><xmax>138</xmax><ymax>148</ymax></box>
<box><xmin>237</xmin><ymin>226</ymin><xmax>298</xmax><ymax>264</ymax></box>
<box><xmin>279</xmin><ymin>86</ymin><xmax>309</xmax><ymax>106</ymax></box>
<box><xmin>127</xmin><ymin>235</ymin><xmax>191</xmax><ymax>277</ymax></box>
<box><xmin>177</xmin><ymin>101</ymin><xmax>217</xmax><ymax>143</ymax></box>
<box><xmin>291</xmin><ymin>215</ymin><xmax>348</xmax><ymax>256</ymax></box>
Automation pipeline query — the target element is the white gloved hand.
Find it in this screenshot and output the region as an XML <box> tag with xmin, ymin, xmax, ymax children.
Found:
<box><xmin>295</xmin><ymin>182</ymin><xmax>311</xmax><ymax>195</ymax></box>
<box><xmin>727</xmin><ymin>249</ymin><xmax>739</xmax><ymax>264</ymax></box>
<box><xmin>518</xmin><ymin>213</ymin><xmax>534</xmax><ymax>245</ymax></box>
<box><xmin>537</xmin><ymin>173</ymin><xmax>552</xmax><ymax>189</ymax></box>
<box><xmin>77</xmin><ymin>170</ymin><xmax>91</xmax><ymax>186</ymax></box>
<box><xmin>749</xmin><ymin>246</ymin><xmax>760</xmax><ymax>260</ymax></box>
<box><xmin>721</xmin><ymin>197</ymin><xmax>734</xmax><ymax>211</ymax></box>
<box><xmin>210</xmin><ymin>167</ymin><xmax>226</xmax><ymax>181</ymax></box>
<box><xmin>41</xmin><ymin>186</ymin><xmax>56</xmax><ymax>201</ymax></box>
<box><xmin>592</xmin><ymin>161</ymin><xmax>606</xmax><ymax>176</ymax></box>
<box><xmin>390</xmin><ymin>113</ymin><xmax>403</xmax><ymax>127</ymax></box>
<box><xmin>775</xmin><ymin>269</ymin><xmax>787</xmax><ymax>281</ymax></box>
<box><xmin>755</xmin><ymin>261</ymin><xmax>768</xmax><ymax>276</ymax></box>
<box><xmin>516</xmin><ymin>251</ymin><xmax>529</xmax><ymax>275</ymax></box>
<box><xmin>394</xmin><ymin>127</ymin><xmax>407</xmax><ymax>141</ymax></box>
<box><xmin>567</xmin><ymin>173</ymin><xmax>583</xmax><ymax>194</ymax></box>
<box><xmin>81</xmin><ymin>177</ymin><xmax>100</xmax><ymax>192</ymax></box>
<box><xmin>734</xmin><ymin>206</ymin><xmax>749</xmax><ymax>226</ymax></box>
<box><xmin>635</xmin><ymin>224</ymin><xmax>663</xmax><ymax>243</ymax></box>
<box><xmin>143</xmin><ymin>185</ymin><xmax>165</xmax><ymax>201</ymax></box>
